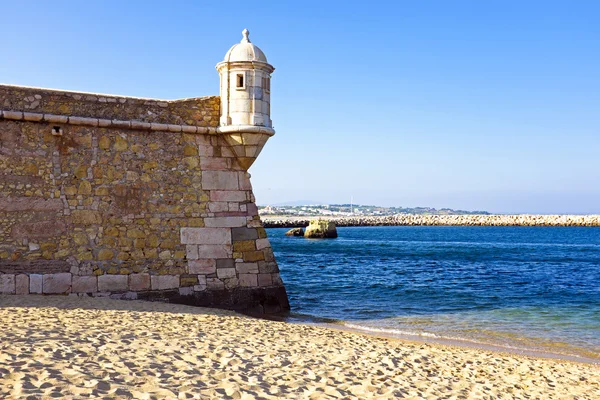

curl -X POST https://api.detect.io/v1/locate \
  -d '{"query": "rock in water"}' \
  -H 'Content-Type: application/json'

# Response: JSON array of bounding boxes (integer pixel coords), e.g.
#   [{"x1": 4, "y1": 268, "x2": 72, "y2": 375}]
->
[
  {"x1": 304, "y1": 220, "x2": 338, "y2": 238},
  {"x1": 285, "y1": 227, "x2": 305, "y2": 237}
]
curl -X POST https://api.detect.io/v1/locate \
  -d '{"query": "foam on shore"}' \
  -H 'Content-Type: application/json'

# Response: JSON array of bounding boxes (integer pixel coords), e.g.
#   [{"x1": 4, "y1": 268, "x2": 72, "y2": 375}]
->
[{"x1": 1, "y1": 296, "x2": 598, "y2": 398}]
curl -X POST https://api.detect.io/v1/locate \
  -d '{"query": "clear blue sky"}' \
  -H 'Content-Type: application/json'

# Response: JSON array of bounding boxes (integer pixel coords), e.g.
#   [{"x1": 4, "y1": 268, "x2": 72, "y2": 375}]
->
[{"x1": 2, "y1": 1, "x2": 599, "y2": 214}]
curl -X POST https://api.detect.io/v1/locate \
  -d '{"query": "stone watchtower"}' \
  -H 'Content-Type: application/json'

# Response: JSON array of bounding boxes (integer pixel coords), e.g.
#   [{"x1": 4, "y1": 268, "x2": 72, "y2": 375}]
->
[
  {"x1": 0, "y1": 30, "x2": 289, "y2": 313},
  {"x1": 217, "y1": 29, "x2": 275, "y2": 170}
]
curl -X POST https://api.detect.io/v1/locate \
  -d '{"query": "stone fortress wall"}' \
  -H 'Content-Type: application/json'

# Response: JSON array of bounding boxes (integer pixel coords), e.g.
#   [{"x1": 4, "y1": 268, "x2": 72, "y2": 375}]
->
[{"x1": 0, "y1": 31, "x2": 289, "y2": 312}]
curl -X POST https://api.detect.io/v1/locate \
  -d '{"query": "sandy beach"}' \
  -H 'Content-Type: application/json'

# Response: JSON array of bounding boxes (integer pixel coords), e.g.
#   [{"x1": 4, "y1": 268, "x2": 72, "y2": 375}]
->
[{"x1": 0, "y1": 296, "x2": 598, "y2": 399}]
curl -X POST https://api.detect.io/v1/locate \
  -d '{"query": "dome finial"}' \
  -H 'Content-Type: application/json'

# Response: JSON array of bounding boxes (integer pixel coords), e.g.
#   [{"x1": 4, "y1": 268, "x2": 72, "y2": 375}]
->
[{"x1": 242, "y1": 29, "x2": 250, "y2": 43}]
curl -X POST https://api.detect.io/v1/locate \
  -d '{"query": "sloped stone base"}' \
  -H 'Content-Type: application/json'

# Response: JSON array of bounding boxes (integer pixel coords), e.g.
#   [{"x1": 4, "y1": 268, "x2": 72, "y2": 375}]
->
[{"x1": 138, "y1": 286, "x2": 290, "y2": 314}]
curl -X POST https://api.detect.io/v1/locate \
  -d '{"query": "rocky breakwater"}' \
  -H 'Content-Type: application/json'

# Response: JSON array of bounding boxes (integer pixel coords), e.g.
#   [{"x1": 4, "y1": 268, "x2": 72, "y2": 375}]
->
[{"x1": 263, "y1": 215, "x2": 600, "y2": 228}]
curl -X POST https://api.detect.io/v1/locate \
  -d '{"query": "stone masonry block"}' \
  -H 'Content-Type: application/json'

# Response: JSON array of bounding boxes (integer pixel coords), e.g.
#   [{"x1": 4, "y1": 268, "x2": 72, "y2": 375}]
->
[
  {"x1": 209, "y1": 190, "x2": 247, "y2": 202},
  {"x1": 236, "y1": 262, "x2": 259, "y2": 274},
  {"x1": 43, "y1": 273, "x2": 72, "y2": 294},
  {"x1": 259, "y1": 261, "x2": 280, "y2": 274},
  {"x1": 179, "y1": 286, "x2": 194, "y2": 296},
  {"x1": 202, "y1": 171, "x2": 239, "y2": 190},
  {"x1": 151, "y1": 275, "x2": 180, "y2": 290},
  {"x1": 246, "y1": 203, "x2": 259, "y2": 217},
  {"x1": 233, "y1": 240, "x2": 256, "y2": 252},
  {"x1": 180, "y1": 227, "x2": 232, "y2": 245},
  {"x1": 231, "y1": 227, "x2": 258, "y2": 241},
  {"x1": 204, "y1": 217, "x2": 247, "y2": 228},
  {"x1": 243, "y1": 251, "x2": 265, "y2": 262},
  {"x1": 216, "y1": 259, "x2": 235, "y2": 269},
  {"x1": 198, "y1": 145, "x2": 214, "y2": 157},
  {"x1": 186, "y1": 245, "x2": 199, "y2": 260},
  {"x1": 72, "y1": 276, "x2": 98, "y2": 293},
  {"x1": 255, "y1": 238, "x2": 271, "y2": 250},
  {"x1": 238, "y1": 172, "x2": 252, "y2": 190},
  {"x1": 188, "y1": 259, "x2": 216, "y2": 274},
  {"x1": 194, "y1": 275, "x2": 208, "y2": 292},
  {"x1": 30, "y1": 274, "x2": 42, "y2": 294},
  {"x1": 208, "y1": 202, "x2": 230, "y2": 213},
  {"x1": 207, "y1": 278, "x2": 225, "y2": 290},
  {"x1": 216, "y1": 268, "x2": 236, "y2": 279},
  {"x1": 0, "y1": 274, "x2": 15, "y2": 294},
  {"x1": 239, "y1": 274, "x2": 258, "y2": 287},
  {"x1": 197, "y1": 245, "x2": 232, "y2": 259},
  {"x1": 272, "y1": 273, "x2": 284, "y2": 286},
  {"x1": 129, "y1": 274, "x2": 151, "y2": 291},
  {"x1": 15, "y1": 274, "x2": 29, "y2": 294},
  {"x1": 200, "y1": 157, "x2": 229, "y2": 170},
  {"x1": 98, "y1": 274, "x2": 128, "y2": 292},
  {"x1": 258, "y1": 273, "x2": 273, "y2": 287}
]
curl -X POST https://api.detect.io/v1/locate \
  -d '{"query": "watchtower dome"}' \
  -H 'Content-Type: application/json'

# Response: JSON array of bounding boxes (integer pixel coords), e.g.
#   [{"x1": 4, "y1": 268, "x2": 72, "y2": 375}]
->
[{"x1": 217, "y1": 29, "x2": 275, "y2": 170}]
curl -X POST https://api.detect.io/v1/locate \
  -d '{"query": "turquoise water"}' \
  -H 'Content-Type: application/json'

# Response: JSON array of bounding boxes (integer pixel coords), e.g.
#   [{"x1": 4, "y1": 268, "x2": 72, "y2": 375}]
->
[{"x1": 268, "y1": 226, "x2": 600, "y2": 361}]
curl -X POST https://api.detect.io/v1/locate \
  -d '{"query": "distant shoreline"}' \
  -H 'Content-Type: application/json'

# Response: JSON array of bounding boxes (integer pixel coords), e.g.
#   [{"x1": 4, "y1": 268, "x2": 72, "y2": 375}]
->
[{"x1": 262, "y1": 214, "x2": 600, "y2": 228}]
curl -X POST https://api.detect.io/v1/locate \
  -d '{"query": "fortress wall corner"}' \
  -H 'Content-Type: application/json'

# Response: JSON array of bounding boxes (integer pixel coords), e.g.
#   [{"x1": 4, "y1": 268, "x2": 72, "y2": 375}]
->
[{"x1": 0, "y1": 85, "x2": 288, "y2": 313}]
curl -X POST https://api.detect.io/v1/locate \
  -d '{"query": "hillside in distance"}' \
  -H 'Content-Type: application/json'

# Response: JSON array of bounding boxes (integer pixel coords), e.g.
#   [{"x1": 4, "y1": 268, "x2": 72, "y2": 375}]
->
[{"x1": 259, "y1": 204, "x2": 490, "y2": 217}]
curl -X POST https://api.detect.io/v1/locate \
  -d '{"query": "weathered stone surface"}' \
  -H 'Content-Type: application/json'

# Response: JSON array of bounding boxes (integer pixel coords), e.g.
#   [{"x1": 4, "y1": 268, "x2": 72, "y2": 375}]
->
[
  {"x1": 188, "y1": 259, "x2": 216, "y2": 274},
  {"x1": 185, "y1": 245, "x2": 199, "y2": 260},
  {"x1": 202, "y1": 171, "x2": 239, "y2": 190},
  {"x1": 304, "y1": 220, "x2": 338, "y2": 239},
  {"x1": 97, "y1": 249, "x2": 114, "y2": 261},
  {"x1": 151, "y1": 275, "x2": 180, "y2": 290},
  {"x1": 129, "y1": 274, "x2": 151, "y2": 291},
  {"x1": 0, "y1": 274, "x2": 16, "y2": 294},
  {"x1": 197, "y1": 245, "x2": 232, "y2": 259},
  {"x1": 239, "y1": 273, "x2": 258, "y2": 287},
  {"x1": 236, "y1": 262, "x2": 259, "y2": 274},
  {"x1": 210, "y1": 190, "x2": 247, "y2": 202},
  {"x1": 233, "y1": 240, "x2": 256, "y2": 252},
  {"x1": 15, "y1": 274, "x2": 29, "y2": 294},
  {"x1": 258, "y1": 273, "x2": 273, "y2": 287},
  {"x1": 72, "y1": 276, "x2": 98, "y2": 293},
  {"x1": 180, "y1": 227, "x2": 231, "y2": 245},
  {"x1": 43, "y1": 273, "x2": 71, "y2": 294},
  {"x1": 0, "y1": 197, "x2": 63, "y2": 212},
  {"x1": 216, "y1": 259, "x2": 235, "y2": 269},
  {"x1": 29, "y1": 274, "x2": 42, "y2": 294},
  {"x1": 204, "y1": 217, "x2": 248, "y2": 228},
  {"x1": 98, "y1": 275, "x2": 128, "y2": 292},
  {"x1": 11, "y1": 220, "x2": 67, "y2": 240},
  {"x1": 216, "y1": 268, "x2": 236, "y2": 279},
  {"x1": 0, "y1": 260, "x2": 71, "y2": 275},
  {"x1": 232, "y1": 227, "x2": 258, "y2": 241},
  {"x1": 71, "y1": 210, "x2": 102, "y2": 225},
  {"x1": 255, "y1": 238, "x2": 271, "y2": 250},
  {"x1": 179, "y1": 286, "x2": 194, "y2": 296}
]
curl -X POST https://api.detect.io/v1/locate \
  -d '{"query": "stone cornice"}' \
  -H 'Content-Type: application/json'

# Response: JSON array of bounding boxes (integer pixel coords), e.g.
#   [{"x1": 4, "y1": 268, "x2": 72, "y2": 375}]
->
[
  {"x1": 218, "y1": 125, "x2": 275, "y2": 136},
  {"x1": 0, "y1": 110, "x2": 277, "y2": 137},
  {"x1": 0, "y1": 110, "x2": 219, "y2": 134}
]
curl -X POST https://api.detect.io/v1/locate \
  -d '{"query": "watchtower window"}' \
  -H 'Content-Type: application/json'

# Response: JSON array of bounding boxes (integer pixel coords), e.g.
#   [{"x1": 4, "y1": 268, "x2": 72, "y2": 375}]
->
[
  {"x1": 263, "y1": 77, "x2": 271, "y2": 93},
  {"x1": 236, "y1": 73, "x2": 245, "y2": 89}
]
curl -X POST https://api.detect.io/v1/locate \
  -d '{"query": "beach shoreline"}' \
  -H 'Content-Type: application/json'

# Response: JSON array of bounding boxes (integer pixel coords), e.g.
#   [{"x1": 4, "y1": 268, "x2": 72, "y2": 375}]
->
[
  {"x1": 1, "y1": 296, "x2": 598, "y2": 399},
  {"x1": 245, "y1": 310, "x2": 600, "y2": 365}
]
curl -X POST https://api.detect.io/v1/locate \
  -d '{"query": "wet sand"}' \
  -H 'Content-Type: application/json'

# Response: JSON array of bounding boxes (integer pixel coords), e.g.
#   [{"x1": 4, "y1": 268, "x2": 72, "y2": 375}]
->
[{"x1": 1, "y1": 296, "x2": 598, "y2": 399}]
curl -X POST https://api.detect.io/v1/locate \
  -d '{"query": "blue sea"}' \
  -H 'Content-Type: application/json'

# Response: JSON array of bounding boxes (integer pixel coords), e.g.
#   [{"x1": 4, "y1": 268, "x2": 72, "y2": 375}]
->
[{"x1": 268, "y1": 226, "x2": 600, "y2": 362}]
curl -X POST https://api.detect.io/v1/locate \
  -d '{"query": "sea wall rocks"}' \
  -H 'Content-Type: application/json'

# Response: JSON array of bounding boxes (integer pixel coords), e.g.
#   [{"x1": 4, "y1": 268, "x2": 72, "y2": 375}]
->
[
  {"x1": 0, "y1": 84, "x2": 288, "y2": 313},
  {"x1": 263, "y1": 215, "x2": 600, "y2": 228}
]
